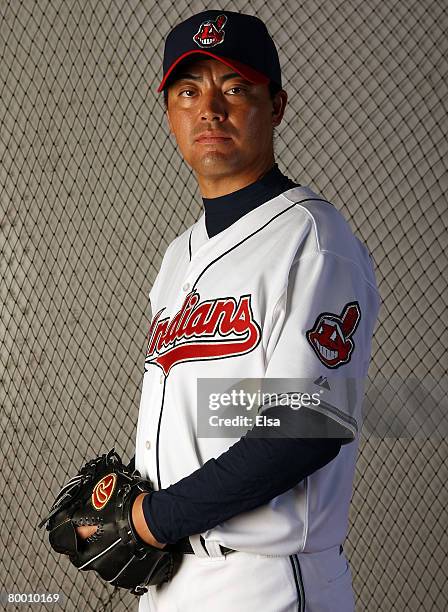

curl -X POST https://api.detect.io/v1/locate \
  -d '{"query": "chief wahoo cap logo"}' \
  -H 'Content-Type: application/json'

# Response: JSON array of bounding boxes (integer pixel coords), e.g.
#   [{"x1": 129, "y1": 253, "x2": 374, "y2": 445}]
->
[
  {"x1": 193, "y1": 14, "x2": 228, "y2": 48},
  {"x1": 92, "y1": 473, "x2": 117, "y2": 510}
]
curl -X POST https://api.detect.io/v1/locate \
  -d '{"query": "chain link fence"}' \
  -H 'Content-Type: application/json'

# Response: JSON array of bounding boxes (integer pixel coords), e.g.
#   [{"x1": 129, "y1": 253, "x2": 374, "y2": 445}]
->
[{"x1": 1, "y1": 0, "x2": 447, "y2": 610}]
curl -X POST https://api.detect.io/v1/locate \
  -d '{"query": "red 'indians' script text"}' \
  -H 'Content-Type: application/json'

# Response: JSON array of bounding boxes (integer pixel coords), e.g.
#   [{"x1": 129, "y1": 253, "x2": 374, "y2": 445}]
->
[{"x1": 145, "y1": 290, "x2": 261, "y2": 375}]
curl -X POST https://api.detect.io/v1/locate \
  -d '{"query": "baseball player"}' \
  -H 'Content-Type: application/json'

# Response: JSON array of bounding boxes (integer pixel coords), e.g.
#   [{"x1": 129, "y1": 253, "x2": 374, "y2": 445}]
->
[{"x1": 75, "y1": 10, "x2": 381, "y2": 611}]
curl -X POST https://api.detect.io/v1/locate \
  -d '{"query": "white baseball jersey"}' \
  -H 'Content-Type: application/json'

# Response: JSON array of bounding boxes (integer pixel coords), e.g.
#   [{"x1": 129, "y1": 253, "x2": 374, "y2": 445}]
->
[{"x1": 135, "y1": 184, "x2": 380, "y2": 557}]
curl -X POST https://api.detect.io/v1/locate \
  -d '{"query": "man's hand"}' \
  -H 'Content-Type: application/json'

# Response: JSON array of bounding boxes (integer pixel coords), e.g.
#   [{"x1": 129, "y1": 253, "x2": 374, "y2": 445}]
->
[
  {"x1": 75, "y1": 493, "x2": 166, "y2": 550},
  {"x1": 75, "y1": 525, "x2": 98, "y2": 539}
]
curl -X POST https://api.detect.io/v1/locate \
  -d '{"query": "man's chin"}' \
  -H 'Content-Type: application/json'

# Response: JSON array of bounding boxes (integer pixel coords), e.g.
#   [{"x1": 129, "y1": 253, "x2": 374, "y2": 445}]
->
[{"x1": 194, "y1": 152, "x2": 241, "y2": 175}]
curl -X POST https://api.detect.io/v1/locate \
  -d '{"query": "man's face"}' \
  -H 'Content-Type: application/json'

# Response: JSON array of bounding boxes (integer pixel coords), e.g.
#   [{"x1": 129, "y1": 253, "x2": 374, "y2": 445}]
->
[{"x1": 165, "y1": 57, "x2": 285, "y2": 181}]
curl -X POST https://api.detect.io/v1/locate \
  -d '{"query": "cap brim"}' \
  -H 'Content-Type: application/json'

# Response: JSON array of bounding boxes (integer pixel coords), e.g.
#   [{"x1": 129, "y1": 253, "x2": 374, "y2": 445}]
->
[{"x1": 157, "y1": 50, "x2": 269, "y2": 93}]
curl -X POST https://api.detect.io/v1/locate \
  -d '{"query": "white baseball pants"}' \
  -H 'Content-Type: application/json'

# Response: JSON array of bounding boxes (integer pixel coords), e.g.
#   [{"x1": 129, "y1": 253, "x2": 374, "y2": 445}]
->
[{"x1": 137, "y1": 542, "x2": 356, "y2": 611}]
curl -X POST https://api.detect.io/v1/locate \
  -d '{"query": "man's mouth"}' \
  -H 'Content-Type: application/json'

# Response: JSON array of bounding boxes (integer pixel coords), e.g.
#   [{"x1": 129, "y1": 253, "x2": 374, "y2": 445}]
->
[
  {"x1": 196, "y1": 134, "x2": 232, "y2": 144},
  {"x1": 197, "y1": 138, "x2": 231, "y2": 143}
]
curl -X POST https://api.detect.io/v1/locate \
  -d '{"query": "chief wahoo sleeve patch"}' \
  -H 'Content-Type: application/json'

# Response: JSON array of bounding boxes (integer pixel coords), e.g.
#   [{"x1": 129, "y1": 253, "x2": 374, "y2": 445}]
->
[{"x1": 306, "y1": 301, "x2": 361, "y2": 368}]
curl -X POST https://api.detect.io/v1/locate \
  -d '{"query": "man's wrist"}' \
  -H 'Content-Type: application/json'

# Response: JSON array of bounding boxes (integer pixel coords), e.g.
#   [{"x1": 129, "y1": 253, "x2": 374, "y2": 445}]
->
[{"x1": 131, "y1": 492, "x2": 166, "y2": 549}]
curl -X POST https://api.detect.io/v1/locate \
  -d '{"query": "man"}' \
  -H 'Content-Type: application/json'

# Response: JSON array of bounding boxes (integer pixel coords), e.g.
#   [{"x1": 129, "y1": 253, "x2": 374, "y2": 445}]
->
[{"x1": 77, "y1": 10, "x2": 380, "y2": 611}]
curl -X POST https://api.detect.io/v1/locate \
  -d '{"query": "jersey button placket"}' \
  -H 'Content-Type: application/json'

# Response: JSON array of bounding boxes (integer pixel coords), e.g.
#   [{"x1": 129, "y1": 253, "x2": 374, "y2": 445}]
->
[{"x1": 182, "y1": 282, "x2": 190, "y2": 292}]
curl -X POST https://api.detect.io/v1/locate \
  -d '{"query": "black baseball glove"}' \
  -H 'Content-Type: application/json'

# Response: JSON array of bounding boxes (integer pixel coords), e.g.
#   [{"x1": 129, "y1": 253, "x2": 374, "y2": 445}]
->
[{"x1": 38, "y1": 449, "x2": 174, "y2": 596}]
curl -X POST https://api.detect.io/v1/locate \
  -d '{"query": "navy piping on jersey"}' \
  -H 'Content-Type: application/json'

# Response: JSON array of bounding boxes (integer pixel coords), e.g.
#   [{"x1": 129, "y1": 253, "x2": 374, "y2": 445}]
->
[
  {"x1": 155, "y1": 376, "x2": 167, "y2": 490},
  {"x1": 191, "y1": 197, "x2": 329, "y2": 285},
  {"x1": 289, "y1": 554, "x2": 306, "y2": 611}
]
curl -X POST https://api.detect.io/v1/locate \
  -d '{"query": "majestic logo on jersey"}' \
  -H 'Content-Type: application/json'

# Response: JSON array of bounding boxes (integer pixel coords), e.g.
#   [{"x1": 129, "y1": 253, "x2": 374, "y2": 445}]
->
[
  {"x1": 145, "y1": 290, "x2": 261, "y2": 376},
  {"x1": 306, "y1": 301, "x2": 361, "y2": 368},
  {"x1": 193, "y1": 14, "x2": 227, "y2": 48},
  {"x1": 91, "y1": 473, "x2": 117, "y2": 511}
]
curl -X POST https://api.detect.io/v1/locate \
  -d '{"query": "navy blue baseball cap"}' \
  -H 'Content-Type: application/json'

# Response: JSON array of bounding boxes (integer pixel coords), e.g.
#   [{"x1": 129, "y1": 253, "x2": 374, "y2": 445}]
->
[{"x1": 157, "y1": 10, "x2": 282, "y2": 93}]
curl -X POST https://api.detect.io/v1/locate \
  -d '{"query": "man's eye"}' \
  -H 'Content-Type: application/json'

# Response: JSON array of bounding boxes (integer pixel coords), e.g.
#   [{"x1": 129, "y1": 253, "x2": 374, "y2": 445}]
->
[
  {"x1": 179, "y1": 89, "x2": 195, "y2": 97},
  {"x1": 227, "y1": 87, "x2": 245, "y2": 95}
]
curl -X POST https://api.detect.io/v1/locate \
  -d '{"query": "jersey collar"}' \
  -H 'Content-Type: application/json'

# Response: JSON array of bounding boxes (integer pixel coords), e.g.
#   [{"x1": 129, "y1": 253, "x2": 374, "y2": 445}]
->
[{"x1": 188, "y1": 185, "x2": 315, "y2": 265}]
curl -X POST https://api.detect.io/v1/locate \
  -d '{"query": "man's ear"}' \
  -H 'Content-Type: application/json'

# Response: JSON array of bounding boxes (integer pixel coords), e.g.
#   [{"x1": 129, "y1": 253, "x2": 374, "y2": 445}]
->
[{"x1": 272, "y1": 90, "x2": 288, "y2": 127}]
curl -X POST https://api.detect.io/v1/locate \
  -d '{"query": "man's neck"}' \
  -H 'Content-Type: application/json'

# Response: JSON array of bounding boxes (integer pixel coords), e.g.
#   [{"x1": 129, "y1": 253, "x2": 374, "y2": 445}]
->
[{"x1": 196, "y1": 158, "x2": 275, "y2": 198}]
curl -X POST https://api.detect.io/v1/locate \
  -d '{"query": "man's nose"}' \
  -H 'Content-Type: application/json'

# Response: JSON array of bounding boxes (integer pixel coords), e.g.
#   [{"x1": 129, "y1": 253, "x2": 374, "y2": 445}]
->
[{"x1": 199, "y1": 89, "x2": 228, "y2": 122}]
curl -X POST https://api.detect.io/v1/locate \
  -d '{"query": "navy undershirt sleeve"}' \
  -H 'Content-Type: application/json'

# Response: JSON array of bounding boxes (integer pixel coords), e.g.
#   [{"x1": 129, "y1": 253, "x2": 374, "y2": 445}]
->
[{"x1": 142, "y1": 417, "x2": 346, "y2": 544}]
